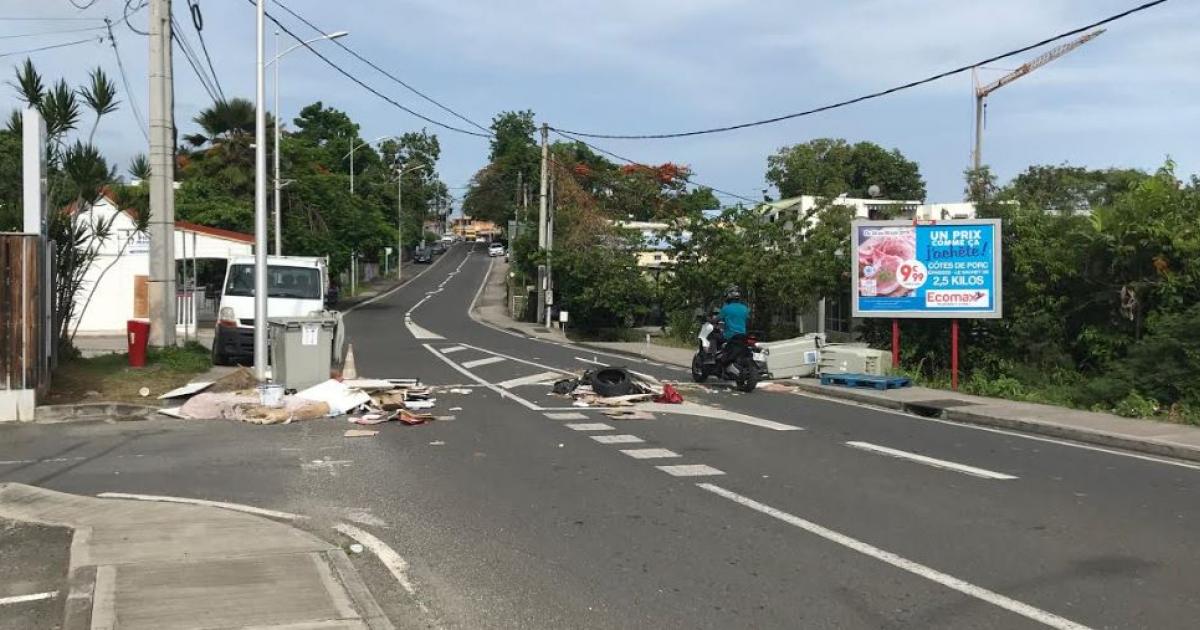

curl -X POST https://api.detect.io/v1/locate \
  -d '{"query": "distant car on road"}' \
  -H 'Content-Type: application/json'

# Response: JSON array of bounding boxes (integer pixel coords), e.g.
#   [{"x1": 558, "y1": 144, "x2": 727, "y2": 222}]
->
[
  {"x1": 430, "y1": 241, "x2": 447, "y2": 255},
  {"x1": 488, "y1": 242, "x2": 505, "y2": 257},
  {"x1": 413, "y1": 247, "x2": 433, "y2": 264}
]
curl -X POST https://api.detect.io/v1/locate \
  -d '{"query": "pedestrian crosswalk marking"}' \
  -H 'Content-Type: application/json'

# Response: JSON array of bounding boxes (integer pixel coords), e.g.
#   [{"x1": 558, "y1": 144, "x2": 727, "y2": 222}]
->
[
  {"x1": 462, "y1": 356, "x2": 506, "y2": 368},
  {"x1": 591, "y1": 435, "x2": 644, "y2": 445},
  {"x1": 620, "y1": 448, "x2": 679, "y2": 459},
  {"x1": 565, "y1": 423, "x2": 614, "y2": 431},
  {"x1": 656, "y1": 464, "x2": 725, "y2": 477},
  {"x1": 497, "y1": 371, "x2": 562, "y2": 389}
]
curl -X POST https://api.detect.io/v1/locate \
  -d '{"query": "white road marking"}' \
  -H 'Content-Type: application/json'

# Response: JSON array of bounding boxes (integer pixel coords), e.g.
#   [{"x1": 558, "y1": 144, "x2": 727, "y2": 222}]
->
[
  {"x1": 639, "y1": 402, "x2": 803, "y2": 432},
  {"x1": 404, "y1": 316, "x2": 444, "y2": 340},
  {"x1": 334, "y1": 522, "x2": 428, "y2": 615},
  {"x1": 0, "y1": 592, "x2": 56, "y2": 606},
  {"x1": 456, "y1": 343, "x2": 571, "y2": 375},
  {"x1": 544, "y1": 412, "x2": 588, "y2": 420},
  {"x1": 440, "y1": 345, "x2": 467, "y2": 354},
  {"x1": 846, "y1": 441, "x2": 1018, "y2": 480},
  {"x1": 591, "y1": 434, "x2": 644, "y2": 444},
  {"x1": 0, "y1": 457, "x2": 87, "y2": 466},
  {"x1": 424, "y1": 344, "x2": 542, "y2": 411},
  {"x1": 566, "y1": 423, "x2": 614, "y2": 431},
  {"x1": 620, "y1": 448, "x2": 680, "y2": 459},
  {"x1": 575, "y1": 356, "x2": 605, "y2": 366},
  {"x1": 462, "y1": 356, "x2": 506, "y2": 369},
  {"x1": 96, "y1": 492, "x2": 303, "y2": 520},
  {"x1": 498, "y1": 371, "x2": 562, "y2": 389},
  {"x1": 341, "y1": 241, "x2": 458, "y2": 314},
  {"x1": 657, "y1": 464, "x2": 725, "y2": 477},
  {"x1": 796, "y1": 390, "x2": 1200, "y2": 472},
  {"x1": 698, "y1": 483, "x2": 1091, "y2": 630}
]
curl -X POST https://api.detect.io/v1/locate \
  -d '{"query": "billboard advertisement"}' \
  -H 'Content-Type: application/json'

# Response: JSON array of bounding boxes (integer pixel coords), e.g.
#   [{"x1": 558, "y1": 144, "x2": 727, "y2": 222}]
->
[{"x1": 851, "y1": 219, "x2": 1002, "y2": 319}]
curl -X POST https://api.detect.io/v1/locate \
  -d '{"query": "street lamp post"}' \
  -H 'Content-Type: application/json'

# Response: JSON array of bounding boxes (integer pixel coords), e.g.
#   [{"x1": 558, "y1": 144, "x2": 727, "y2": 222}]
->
[
  {"x1": 346, "y1": 135, "x2": 396, "y2": 194},
  {"x1": 396, "y1": 162, "x2": 428, "y2": 282},
  {"x1": 268, "y1": 29, "x2": 348, "y2": 256}
]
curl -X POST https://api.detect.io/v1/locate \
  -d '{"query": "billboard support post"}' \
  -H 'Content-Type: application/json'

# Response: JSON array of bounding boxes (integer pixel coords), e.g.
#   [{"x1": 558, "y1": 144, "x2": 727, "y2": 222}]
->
[
  {"x1": 951, "y1": 319, "x2": 960, "y2": 391},
  {"x1": 891, "y1": 318, "x2": 900, "y2": 368}
]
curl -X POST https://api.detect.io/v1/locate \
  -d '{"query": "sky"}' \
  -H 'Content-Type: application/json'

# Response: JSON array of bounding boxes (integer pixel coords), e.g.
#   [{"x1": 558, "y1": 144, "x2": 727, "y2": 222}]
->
[{"x1": 2, "y1": 0, "x2": 1197, "y2": 207}]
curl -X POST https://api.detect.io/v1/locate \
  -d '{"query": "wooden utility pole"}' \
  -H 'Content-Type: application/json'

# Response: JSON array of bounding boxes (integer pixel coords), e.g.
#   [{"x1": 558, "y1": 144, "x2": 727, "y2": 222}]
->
[
  {"x1": 537, "y1": 124, "x2": 549, "y2": 323},
  {"x1": 148, "y1": 0, "x2": 176, "y2": 347}
]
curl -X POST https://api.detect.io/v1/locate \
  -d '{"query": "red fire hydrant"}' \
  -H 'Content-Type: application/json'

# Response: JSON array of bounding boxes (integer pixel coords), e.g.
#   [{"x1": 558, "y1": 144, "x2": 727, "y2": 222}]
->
[{"x1": 127, "y1": 319, "x2": 151, "y2": 367}]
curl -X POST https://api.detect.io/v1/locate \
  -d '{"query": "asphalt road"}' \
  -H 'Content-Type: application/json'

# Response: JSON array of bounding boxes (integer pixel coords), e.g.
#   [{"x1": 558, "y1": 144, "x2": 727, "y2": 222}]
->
[{"x1": 3, "y1": 241, "x2": 1198, "y2": 629}]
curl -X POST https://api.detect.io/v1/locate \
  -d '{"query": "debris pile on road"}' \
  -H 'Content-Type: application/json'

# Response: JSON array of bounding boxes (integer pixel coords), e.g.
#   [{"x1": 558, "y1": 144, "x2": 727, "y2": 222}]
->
[{"x1": 551, "y1": 367, "x2": 679, "y2": 407}]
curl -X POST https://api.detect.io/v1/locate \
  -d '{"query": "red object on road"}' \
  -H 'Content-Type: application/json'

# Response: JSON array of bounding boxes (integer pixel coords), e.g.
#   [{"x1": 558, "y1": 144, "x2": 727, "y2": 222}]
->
[
  {"x1": 654, "y1": 383, "x2": 684, "y2": 404},
  {"x1": 127, "y1": 319, "x2": 150, "y2": 367}
]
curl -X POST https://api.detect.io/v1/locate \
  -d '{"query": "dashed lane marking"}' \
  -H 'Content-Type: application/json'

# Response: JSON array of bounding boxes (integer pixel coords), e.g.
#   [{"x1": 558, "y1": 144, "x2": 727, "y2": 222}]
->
[
  {"x1": 591, "y1": 434, "x2": 644, "y2": 445},
  {"x1": 0, "y1": 592, "x2": 57, "y2": 606},
  {"x1": 497, "y1": 371, "x2": 562, "y2": 389},
  {"x1": 620, "y1": 448, "x2": 680, "y2": 459},
  {"x1": 440, "y1": 345, "x2": 467, "y2": 354},
  {"x1": 656, "y1": 464, "x2": 725, "y2": 477},
  {"x1": 566, "y1": 423, "x2": 614, "y2": 431},
  {"x1": 698, "y1": 483, "x2": 1091, "y2": 630},
  {"x1": 845, "y1": 441, "x2": 1018, "y2": 480},
  {"x1": 462, "y1": 356, "x2": 506, "y2": 369},
  {"x1": 544, "y1": 412, "x2": 588, "y2": 420}
]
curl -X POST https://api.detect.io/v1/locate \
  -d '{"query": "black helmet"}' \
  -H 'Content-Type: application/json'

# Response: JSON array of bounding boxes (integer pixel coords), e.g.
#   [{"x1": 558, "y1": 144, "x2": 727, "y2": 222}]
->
[{"x1": 725, "y1": 285, "x2": 742, "y2": 301}]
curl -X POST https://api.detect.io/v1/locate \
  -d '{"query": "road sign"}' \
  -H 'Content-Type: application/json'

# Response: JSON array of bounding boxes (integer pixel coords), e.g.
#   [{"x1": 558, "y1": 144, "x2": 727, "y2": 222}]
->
[{"x1": 851, "y1": 219, "x2": 1002, "y2": 319}]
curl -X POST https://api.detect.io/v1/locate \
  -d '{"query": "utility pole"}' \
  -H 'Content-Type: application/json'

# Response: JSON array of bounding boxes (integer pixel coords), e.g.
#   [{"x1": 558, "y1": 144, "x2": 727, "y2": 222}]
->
[
  {"x1": 148, "y1": 0, "x2": 176, "y2": 347},
  {"x1": 253, "y1": 0, "x2": 268, "y2": 379},
  {"x1": 537, "y1": 124, "x2": 549, "y2": 323},
  {"x1": 273, "y1": 29, "x2": 281, "y2": 256},
  {"x1": 397, "y1": 170, "x2": 403, "y2": 283},
  {"x1": 545, "y1": 163, "x2": 555, "y2": 328}
]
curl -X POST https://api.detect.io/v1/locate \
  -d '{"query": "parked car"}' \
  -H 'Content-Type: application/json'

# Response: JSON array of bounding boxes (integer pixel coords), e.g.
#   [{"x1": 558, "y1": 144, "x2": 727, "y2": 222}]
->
[
  {"x1": 488, "y1": 242, "x2": 505, "y2": 257},
  {"x1": 430, "y1": 241, "x2": 447, "y2": 255},
  {"x1": 414, "y1": 247, "x2": 433, "y2": 264}
]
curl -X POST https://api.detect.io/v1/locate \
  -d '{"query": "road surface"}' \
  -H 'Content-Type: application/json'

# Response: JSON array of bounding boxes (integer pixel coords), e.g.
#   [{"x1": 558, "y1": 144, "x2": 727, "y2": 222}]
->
[{"x1": 3, "y1": 242, "x2": 1198, "y2": 629}]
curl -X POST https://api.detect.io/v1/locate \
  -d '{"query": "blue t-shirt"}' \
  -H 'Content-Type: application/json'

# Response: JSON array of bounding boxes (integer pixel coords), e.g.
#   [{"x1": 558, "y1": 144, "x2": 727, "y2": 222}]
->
[{"x1": 719, "y1": 301, "x2": 750, "y2": 336}]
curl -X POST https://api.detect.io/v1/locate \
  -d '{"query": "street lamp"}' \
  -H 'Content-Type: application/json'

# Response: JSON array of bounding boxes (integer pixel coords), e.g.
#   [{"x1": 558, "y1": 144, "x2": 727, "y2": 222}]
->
[
  {"x1": 345, "y1": 135, "x2": 398, "y2": 194},
  {"x1": 268, "y1": 29, "x2": 348, "y2": 256},
  {"x1": 396, "y1": 162, "x2": 428, "y2": 282}
]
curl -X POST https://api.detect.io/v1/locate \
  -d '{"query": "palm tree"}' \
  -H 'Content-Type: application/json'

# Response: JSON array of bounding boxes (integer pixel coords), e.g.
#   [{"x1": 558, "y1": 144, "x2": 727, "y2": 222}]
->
[{"x1": 186, "y1": 98, "x2": 255, "y2": 149}]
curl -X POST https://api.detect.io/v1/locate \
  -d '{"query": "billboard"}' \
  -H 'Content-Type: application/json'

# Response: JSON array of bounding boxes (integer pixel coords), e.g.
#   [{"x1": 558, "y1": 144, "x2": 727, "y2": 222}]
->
[{"x1": 851, "y1": 219, "x2": 1002, "y2": 319}]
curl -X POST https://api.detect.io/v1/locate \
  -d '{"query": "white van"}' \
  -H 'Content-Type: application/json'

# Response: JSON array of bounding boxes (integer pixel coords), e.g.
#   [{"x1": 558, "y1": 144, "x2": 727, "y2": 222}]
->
[{"x1": 212, "y1": 256, "x2": 329, "y2": 365}]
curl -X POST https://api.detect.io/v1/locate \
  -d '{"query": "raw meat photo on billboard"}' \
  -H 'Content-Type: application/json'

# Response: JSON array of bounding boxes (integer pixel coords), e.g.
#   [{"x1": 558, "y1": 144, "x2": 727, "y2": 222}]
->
[{"x1": 857, "y1": 226, "x2": 917, "y2": 299}]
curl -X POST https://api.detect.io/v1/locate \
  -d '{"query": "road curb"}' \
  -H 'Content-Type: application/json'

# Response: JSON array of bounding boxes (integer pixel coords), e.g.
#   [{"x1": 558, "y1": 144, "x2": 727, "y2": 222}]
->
[
  {"x1": 33, "y1": 402, "x2": 159, "y2": 424},
  {"x1": 789, "y1": 381, "x2": 1200, "y2": 464}
]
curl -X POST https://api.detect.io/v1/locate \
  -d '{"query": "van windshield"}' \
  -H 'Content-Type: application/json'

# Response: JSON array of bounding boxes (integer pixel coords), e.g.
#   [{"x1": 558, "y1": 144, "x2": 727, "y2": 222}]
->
[{"x1": 224, "y1": 264, "x2": 321, "y2": 299}]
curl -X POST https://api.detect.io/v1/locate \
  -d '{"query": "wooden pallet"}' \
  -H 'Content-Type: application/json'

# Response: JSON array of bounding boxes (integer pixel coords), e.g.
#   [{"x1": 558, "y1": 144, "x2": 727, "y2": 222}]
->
[{"x1": 819, "y1": 372, "x2": 911, "y2": 390}]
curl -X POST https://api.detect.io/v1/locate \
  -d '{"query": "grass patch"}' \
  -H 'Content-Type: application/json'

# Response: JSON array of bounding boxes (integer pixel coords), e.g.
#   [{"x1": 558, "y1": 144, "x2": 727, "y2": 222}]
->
[{"x1": 44, "y1": 342, "x2": 212, "y2": 405}]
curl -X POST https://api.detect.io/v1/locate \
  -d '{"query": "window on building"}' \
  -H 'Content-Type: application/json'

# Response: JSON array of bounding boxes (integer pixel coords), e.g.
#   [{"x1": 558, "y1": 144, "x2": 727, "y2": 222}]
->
[{"x1": 825, "y1": 291, "x2": 852, "y2": 334}]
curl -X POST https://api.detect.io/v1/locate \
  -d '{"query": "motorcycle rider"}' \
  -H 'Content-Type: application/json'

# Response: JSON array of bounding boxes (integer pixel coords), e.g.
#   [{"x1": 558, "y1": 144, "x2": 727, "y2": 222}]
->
[{"x1": 717, "y1": 286, "x2": 750, "y2": 361}]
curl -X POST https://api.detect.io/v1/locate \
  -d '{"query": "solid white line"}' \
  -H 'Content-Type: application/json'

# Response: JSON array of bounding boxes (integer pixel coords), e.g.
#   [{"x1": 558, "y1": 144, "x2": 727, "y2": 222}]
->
[
  {"x1": 440, "y1": 345, "x2": 467, "y2": 354},
  {"x1": 845, "y1": 441, "x2": 1018, "y2": 480},
  {"x1": 404, "y1": 316, "x2": 444, "y2": 340},
  {"x1": 544, "y1": 412, "x2": 588, "y2": 420},
  {"x1": 341, "y1": 242, "x2": 456, "y2": 314},
  {"x1": 0, "y1": 592, "x2": 56, "y2": 606},
  {"x1": 566, "y1": 423, "x2": 614, "y2": 431},
  {"x1": 591, "y1": 434, "x2": 644, "y2": 444},
  {"x1": 657, "y1": 464, "x2": 724, "y2": 477},
  {"x1": 575, "y1": 356, "x2": 604, "y2": 366},
  {"x1": 796, "y1": 390, "x2": 1200, "y2": 472},
  {"x1": 333, "y1": 522, "x2": 416, "y2": 596},
  {"x1": 456, "y1": 343, "x2": 572, "y2": 375},
  {"x1": 620, "y1": 448, "x2": 680, "y2": 459},
  {"x1": 639, "y1": 402, "x2": 803, "y2": 432},
  {"x1": 462, "y1": 356, "x2": 506, "y2": 369},
  {"x1": 96, "y1": 492, "x2": 303, "y2": 520},
  {"x1": 498, "y1": 371, "x2": 562, "y2": 389},
  {"x1": 698, "y1": 483, "x2": 1091, "y2": 630},
  {"x1": 423, "y1": 344, "x2": 542, "y2": 411}
]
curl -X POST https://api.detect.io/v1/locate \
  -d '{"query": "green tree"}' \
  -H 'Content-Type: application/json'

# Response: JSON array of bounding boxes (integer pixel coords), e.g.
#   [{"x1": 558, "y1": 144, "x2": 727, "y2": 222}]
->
[
  {"x1": 463, "y1": 110, "x2": 538, "y2": 223},
  {"x1": 766, "y1": 138, "x2": 926, "y2": 200},
  {"x1": 1001, "y1": 164, "x2": 1148, "y2": 215}
]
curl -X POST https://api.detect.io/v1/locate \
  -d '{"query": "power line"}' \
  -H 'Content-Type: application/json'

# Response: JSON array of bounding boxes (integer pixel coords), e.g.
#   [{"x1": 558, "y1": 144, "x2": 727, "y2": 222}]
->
[
  {"x1": 554, "y1": 0, "x2": 1171, "y2": 140},
  {"x1": 105, "y1": 17, "x2": 150, "y2": 143},
  {"x1": 552, "y1": 129, "x2": 761, "y2": 205},
  {"x1": 0, "y1": 36, "x2": 104, "y2": 58},
  {"x1": 243, "y1": 0, "x2": 490, "y2": 139},
  {"x1": 270, "y1": 0, "x2": 493, "y2": 135},
  {"x1": 0, "y1": 16, "x2": 106, "y2": 22},
  {"x1": 123, "y1": 0, "x2": 148, "y2": 36},
  {"x1": 186, "y1": 0, "x2": 225, "y2": 101},
  {"x1": 171, "y1": 21, "x2": 220, "y2": 103},
  {"x1": 0, "y1": 25, "x2": 107, "y2": 39}
]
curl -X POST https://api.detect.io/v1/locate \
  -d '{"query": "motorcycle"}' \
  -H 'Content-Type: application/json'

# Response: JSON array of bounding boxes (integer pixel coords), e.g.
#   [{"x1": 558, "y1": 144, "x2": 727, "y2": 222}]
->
[{"x1": 691, "y1": 321, "x2": 768, "y2": 393}]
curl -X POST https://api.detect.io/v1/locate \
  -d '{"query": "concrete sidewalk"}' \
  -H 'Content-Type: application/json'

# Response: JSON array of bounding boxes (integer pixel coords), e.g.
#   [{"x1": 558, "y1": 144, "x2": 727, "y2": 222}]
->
[
  {"x1": 0, "y1": 483, "x2": 393, "y2": 630},
  {"x1": 470, "y1": 257, "x2": 1200, "y2": 463}
]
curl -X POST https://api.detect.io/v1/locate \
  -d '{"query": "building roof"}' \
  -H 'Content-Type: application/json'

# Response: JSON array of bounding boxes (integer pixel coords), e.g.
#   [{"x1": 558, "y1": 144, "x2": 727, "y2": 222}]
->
[{"x1": 175, "y1": 220, "x2": 255, "y2": 244}]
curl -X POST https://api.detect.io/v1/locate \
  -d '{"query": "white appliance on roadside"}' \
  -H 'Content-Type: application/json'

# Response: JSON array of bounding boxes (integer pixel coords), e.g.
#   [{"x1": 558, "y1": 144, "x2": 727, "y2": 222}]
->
[
  {"x1": 818, "y1": 345, "x2": 891, "y2": 376},
  {"x1": 759, "y1": 333, "x2": 825, "y2": 379}
]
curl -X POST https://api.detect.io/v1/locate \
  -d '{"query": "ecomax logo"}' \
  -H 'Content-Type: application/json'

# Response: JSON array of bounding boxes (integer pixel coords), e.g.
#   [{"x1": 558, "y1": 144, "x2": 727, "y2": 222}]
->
[{"x1": 925, "y1": 290, "x2": 989, "y2": 308}]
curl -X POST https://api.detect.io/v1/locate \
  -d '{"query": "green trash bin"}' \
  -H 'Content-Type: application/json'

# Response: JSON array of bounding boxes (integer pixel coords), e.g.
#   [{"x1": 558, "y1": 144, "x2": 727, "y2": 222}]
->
[{"x1": 268, "y1": 316, "x2": 337, "y2": 390}]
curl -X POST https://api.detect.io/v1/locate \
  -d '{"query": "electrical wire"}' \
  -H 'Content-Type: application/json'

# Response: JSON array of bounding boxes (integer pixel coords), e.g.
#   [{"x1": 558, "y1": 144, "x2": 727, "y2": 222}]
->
[
  {"x1": 0, "y1": 16, "x2": 105, "y2": 22},
  {"x1": 123, "y1": 0, "x2": 148, "y2": 36},
  {"x1": 552, "y1": 129, "x2": 761, "y2": 205},
  {"x1": 0, "y1": 25, "x2": 107, "y2": 39},
  {"x1": 271, "y1": 0, "x2": 492, "y2": 135},
  {"x1": 0, "y1": 36, "x2": 104, "y2": 58},
  {"x1": 105, "y1": 17, "x2": 150, "y2": 143},
  {"x1": 244, "y1": 0, "x2": 489, "y2": 139},
  {"x1": 554, "y1": 0, "x2": 1171, "y2": 139},
  {"x1": 171, "y1": 19, "x2": 220, "y2": 103},
  {"x1": 68, "y1": 0, "x2": 104, "y2": 9},
  {"x1": 187, "y1": 0, "x2": 225, "y2": 101}
]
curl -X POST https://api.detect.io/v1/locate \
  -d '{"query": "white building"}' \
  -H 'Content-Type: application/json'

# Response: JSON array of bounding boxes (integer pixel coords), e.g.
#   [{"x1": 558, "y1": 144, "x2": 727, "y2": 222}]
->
[
  {"x1": 71, "y1": 194, "x2": 254, "y2": 335},
  {"x1": 759, "y1": 194, "x2": 977, "y2": 227}
]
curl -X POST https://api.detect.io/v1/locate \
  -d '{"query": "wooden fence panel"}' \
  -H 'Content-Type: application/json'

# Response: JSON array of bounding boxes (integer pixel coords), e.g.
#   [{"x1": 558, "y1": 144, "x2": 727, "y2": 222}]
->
[{"x1": 1, "y1": 234, "x2": 45, "y2": 394}]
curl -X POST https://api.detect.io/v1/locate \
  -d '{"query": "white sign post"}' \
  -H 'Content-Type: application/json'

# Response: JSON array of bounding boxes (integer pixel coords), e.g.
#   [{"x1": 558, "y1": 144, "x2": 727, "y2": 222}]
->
[{"x1": 22, "y1": 108, "x2": 46, "y2": 235}]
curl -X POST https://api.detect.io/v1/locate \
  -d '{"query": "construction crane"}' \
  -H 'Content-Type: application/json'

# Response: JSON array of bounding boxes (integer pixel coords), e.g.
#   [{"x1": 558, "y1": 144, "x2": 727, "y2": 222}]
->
[{"x1": 973, "y1": 29, "x2": 1105, "y2": 170}]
